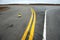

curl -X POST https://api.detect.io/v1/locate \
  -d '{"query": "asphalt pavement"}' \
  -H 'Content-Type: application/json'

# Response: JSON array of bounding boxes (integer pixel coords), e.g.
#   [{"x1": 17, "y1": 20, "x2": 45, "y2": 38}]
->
[
  {"x1": 0, "y1": 6, "x2": 45, "y2": 40},
  {"x1": 46, "y1": 8, "x2": 60, "y2": 40}
]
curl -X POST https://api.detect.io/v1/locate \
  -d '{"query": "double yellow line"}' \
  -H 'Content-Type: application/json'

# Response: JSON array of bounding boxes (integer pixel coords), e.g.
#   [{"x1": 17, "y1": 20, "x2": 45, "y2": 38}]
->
[{"x1": 21, "y1": 8, "x2": 36, "y2": 40}]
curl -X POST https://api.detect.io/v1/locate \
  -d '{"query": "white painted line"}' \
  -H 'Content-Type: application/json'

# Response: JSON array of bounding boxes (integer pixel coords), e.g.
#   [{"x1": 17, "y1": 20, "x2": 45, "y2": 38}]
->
[{"x1": 42, "y1": 10, "x2": 46, "y2": 40}]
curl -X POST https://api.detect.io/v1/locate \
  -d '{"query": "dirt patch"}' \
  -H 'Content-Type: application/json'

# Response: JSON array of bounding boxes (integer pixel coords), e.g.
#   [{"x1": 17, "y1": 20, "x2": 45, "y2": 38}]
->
[{"x1": 0, "y1": 7, "x2": 9, "y2": 12}]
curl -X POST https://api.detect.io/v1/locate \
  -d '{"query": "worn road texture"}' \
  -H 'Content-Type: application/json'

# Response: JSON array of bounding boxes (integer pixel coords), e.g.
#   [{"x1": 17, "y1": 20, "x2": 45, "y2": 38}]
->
[{"x1": 0, "y1": 6, "x2": 45, "y2": 40}]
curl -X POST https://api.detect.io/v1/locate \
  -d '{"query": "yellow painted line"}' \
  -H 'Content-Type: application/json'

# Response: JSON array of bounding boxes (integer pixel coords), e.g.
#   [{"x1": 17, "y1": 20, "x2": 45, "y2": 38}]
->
[
  {"x1": 21, "y1": 10, "x2": 33, "y2": 40},
  {"x1": 28, "y1": 8, "x2": 36, "y2": 40}
]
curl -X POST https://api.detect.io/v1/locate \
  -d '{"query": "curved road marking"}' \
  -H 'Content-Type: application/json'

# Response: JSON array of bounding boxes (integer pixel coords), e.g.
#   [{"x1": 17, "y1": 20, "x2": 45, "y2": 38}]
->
[
  {"x1": 28, "y1": 8, "x2": 36, "y2": 40},
  {"x1": 21, "y1": 8, "x2": 36, "y2": 40},
  {"x1": 21, "y1": 9, "x2": 33, "y2": 40}
]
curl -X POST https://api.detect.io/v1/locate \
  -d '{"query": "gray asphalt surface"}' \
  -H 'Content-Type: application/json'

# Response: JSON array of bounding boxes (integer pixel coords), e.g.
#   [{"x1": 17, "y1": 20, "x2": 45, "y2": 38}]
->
[
  {"x1": 0, "y1": 6, "x2": 45, "y2": 40},
  {"x1": 46, "y1": 8, "x2": 60, "y2": 40}
]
